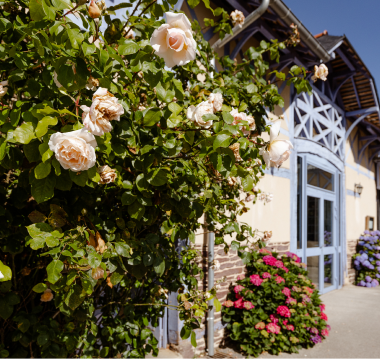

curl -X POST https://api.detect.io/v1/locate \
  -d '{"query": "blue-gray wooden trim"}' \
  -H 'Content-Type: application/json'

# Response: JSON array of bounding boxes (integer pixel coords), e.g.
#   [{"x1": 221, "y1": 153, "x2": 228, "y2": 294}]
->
[
  {"x1": 344, "y1": 111, "x2": 378, "y2": 141},
  {"x1": 346, "y1": 106, "x2": 378, "y2": 118},
  {"x1": 346, "y1": 189, "x2": 360, "y2": 198},
  {"x1": 351, "y1": 77, "x2": 361, "y2": 109},
  {"x1": 263, "y1": 167, "x2": 291, "y2": 179},
  {"x1": 332, "y1": 73, "x2": 355, "y2": 102},
  {"x1": 358, "y1": 138, "x2": 377, "y2": 163},
  {"x1": 174, "y1": 0, "x2": 184, "y2": 10},
  {"x1": 230, "y1": 27, "x2": 260, "y2": 60}
]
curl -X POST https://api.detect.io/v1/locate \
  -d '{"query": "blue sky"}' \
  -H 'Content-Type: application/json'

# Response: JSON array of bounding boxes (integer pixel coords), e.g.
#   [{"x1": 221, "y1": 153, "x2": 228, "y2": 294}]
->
[{"x1": 284, "y1": 0, "x2": 380, "y2": 93}]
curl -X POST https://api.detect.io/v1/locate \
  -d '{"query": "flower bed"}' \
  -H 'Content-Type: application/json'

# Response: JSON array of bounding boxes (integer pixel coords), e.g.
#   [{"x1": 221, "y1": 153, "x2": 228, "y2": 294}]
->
[
  {"x1": 222, "y1": 250, "x2": 329, "y2": 357},
  {"x1": 353, "y1": 230, "x2": 380, "y2": 288}
]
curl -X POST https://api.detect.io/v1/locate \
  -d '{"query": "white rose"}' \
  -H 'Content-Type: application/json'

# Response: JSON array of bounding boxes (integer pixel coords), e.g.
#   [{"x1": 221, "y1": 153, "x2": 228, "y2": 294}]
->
[
  {"x1": 245, "y1": 194, "x2": 255, "y2": 202},
  {"x1": 230, "y1": 108, "x2": 255, "y2": 135},
  {"x1": 187, "y1": 101, "x2": 214, "y2": 128},
  {"x1": 49, "y1": 128, "x2": 97, "y2": 172},
  {"x1": 208, "y1": 92, "x2": 223, "y2": 112},
  {"x1": 0, "y1": 80, "x2": 8, "y2": 97},
  {"x1": 98, "y1": 165, "x2": 117, "y2": 184},
  {"x1": 230, "y1": 10, "x2": 245, "y2": 28},
  {"x1": 85, "y1": 76, "x2": 99, "y2": 91},
  {"x1": 150, "y1": 12, "x2": 197, "y2": 68},
  {"x1": 81, "y1": 87, "x2": 124, "y2": 136},
  {"x1": 311, "y1": 64, "x2": 328, "y2": 82},
  {"x1": 259, "y1": 120, "x2": 293, "y2": 168}
]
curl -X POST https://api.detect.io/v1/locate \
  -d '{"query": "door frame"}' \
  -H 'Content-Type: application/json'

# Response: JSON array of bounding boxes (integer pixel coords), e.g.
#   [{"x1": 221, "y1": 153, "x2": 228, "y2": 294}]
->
[{"x1": 294, "y1": 153, "x2": 343, "y2": 294}]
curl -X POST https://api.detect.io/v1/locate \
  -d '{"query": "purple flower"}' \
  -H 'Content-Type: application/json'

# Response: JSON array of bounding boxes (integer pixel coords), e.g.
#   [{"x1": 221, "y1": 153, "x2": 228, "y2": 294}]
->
[
  {"x1": 372, "y1": 279, "x2": 379, "y2": 287},
  {"x1": 377, "y1": 267, "x2": 380, "y2": 272},
  {"x1": 365, "y1": 276, "x2": 372, "y2": 283},
  {"x1": 376, "y1": 261, "x2": 380, "y2": 266},
  {"x1": 375, "y1": 254, "x2": 380, "y2": 260},
  {"x1": 366, "y1": 283, "x2": 372, "y2": 288},
  {"x1": 354, "y1": 260, "x2": 360, "y2": 266},
  {"x1": 362, "y1": 253, "x2": 368, "y2": 260},
  {"x1": 363, "y1": 260, "x2": 371, "y2": 268},
  {"x1": 358, "y1": 280, "x2": 366, "y2": 286},
  {"x1": 310, "y1": 335, "x2": 322, "y2": 344},
  {"x1": 369, "y1": 265, "x2": 375, "y2": 270},
  {"x1": 376, "y1": 274, "x2": 380, "y2": 279}
]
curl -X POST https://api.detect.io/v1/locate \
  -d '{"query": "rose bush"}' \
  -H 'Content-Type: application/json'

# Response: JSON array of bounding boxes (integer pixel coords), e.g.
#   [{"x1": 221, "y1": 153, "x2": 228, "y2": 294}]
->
[
  {"x1": 0, "y1": 0, "x2": 313, "y2": 357},
  {"x1": 353, "y1": 230, "x2": 380, "y2": 287},
  {"x1": 222, "y1": 250, "x2": 329, "y2": 357}
]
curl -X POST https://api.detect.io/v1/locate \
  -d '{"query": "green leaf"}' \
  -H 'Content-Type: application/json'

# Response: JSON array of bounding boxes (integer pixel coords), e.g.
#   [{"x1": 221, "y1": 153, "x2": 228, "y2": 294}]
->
[
  {"x1": 128, "y1": 201, "x2": 145, "y2": 220},
  {"x1": 27, "y1": 223, "x2": 53, "y2": 238},
  {"x1": 35, "y1": 116, "x2": 58, "y2": 138},
  {"x1": 34, "y1": 161, "x2": 51, "y2": 179},
  {"x1": 168, "y1": 103, "x2": 182, "y2": 115},
  {"x1": 23, "y1": 141, "x2": 41, "y2": 163},
  {"x1": 222, "y1": 111, "x2": 234, "y2": 124},
  {"x1": 82, "y1": 42, "x2": 96, "y2": 56},
  {"x1": 118, "y1": 40, "x2": 139, "y2": 55},
  {"x1": 18, "y1": 318, "x2": 30, "y2": 333},
  {"x1": 146, "y1": 169, "x2": 167, "y2": 186},
  {"x1": 115, "y1": 242, "x2": 130, "y2": 257},
  {"x1": 32, "y1": 283, "x2": 48, "y2": 293},
  {"x1": 31, "y1": 173, "x2": 56, "y2": 203},
  {"x1": 67, "y1": 28, "x2": 84, "y2": 49},
  {"x1": 213, "y1": 133, "x2": 231, "y2": 150},
  {"x1": 46, "y1": 260, "x2": 64, "y2": 284},
  {"x1": 153, "y1": 256, "x2": 165, "y2": 276},
  {"x1": 13, "y1": 123, "x2": 35, "y2": 144},
  {"x1": 190, "y1": 331, "x2": 197, "y2": 347},
  {"x1": 88, "y1": 252, "x2": 101, "y2": 268},
  {"x1": 0, "y1": 261, "x2": 12, "y2": 282},
  {"x1": 69, "y1": 170, "x2": 88, "y2": 187},
  {"x1": 29, "y1": 0, "x2": 46, "y2": 21},
  {"x1": 241, "y1": 175, "x2": 253, "y2": 192},
  {"x1": 214, "y1": 297, "x2": 222, "y2": 312},
  {"x1": 0, "y1": 138, "x2": 6, "y2": 161},
  {"x1": 121, "y1": 192, "x2": 137, "y2": 206},
  {"x1": 246, "y1": 83, "x2": 258, "y2": 94},
  {"x1": 143, "y1": 108, "x2": 162, "y2": 127},
  {"x1": 0, "y1": 18, "x2": 12, "y2": 33}
]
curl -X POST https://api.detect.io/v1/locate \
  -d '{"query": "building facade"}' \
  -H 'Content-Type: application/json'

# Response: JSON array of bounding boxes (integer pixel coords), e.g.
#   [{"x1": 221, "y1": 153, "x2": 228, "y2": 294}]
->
[{"x1": 159, "y1": 0, "x2": 380, "y2": 354}]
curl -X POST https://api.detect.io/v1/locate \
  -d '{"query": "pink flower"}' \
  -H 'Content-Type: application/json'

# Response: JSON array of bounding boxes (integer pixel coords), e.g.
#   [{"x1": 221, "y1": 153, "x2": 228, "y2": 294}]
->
[
  {"x1": 310, "y1": 327, "x2": 319, "y2": 335},
  {"x1": 282, "y1": 320, "x2": 288, "y2": 326},
  {"x1": 269, "y1": 314, "x2": 279, "y2": 324},
  {"x1": 250, "y1": 274, "x2": 263, "y2": 286},
  {"x1": 292, "y1": 286, "x2": 301, "y2": 292},
  {"x1": 243, "y1": 301, "x2": 254, "y2": 310},
  {"x1": 262, "y1": 272, "x2": 271, "y2": 279},
  {"x1": 303, "y1": 286, "x2": 313, "y2": 295},
  {"x1": 275, "y1": 260, "x2": 284, "y2": 268},
  {"x1": 255, "y1": 322, "x2": 266, "y2": 330},
  {"x1": 320, "y1": 312, "x2": 328, "y2": 321},
  {"x1": 283, "y1": 267, "x2": 289, "y2": 273},
  {"x1": 237, "y1": 275, "x2": 243, "y2": 280},
  {"x1": 234, "y1": 298, "x2": 244, "y2": 309},
  {"x1": 223, "y1": 300, "x2": 234, "y2": 308},
  {"x1": 259, "y1": 248, "x2": 272, "y2": 254},
  {"x1": 277, "y1": 306, "x2": 291, "y2": 318},
  {"x1": 286, "y1": 297, "x2": 297, "y2": 306},
  {"x1": 275, "y1": 276, "x2": 285, "y2": 284},
  {"x1": 320, "y1": 304, "x2": 326, "y2": 312},
  {"x1": 235, "y1": 293, "x2": 242, "y2": 300},
  {"x1": 263, "y1": 256, "x2": 277, "y2": 266},
  {"x1": 321, "y1": 329, "x2": 329, "y2": 337},
  {"x1": 286, "y1": 324, "x2": 295, "y2": 331},
  {"x1": 234, "y1": 285, "x2": 244, "y2": 293},
  {"x1": 282, "y1": 287, "x2": 291, "y2": 297},
  {"x1": 266, "y1": 323, "x2": 281, "y2": 334}
]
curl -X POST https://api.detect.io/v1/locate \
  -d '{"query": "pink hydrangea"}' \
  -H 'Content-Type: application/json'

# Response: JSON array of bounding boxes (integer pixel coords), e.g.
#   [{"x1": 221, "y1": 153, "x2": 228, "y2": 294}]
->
[
  {"x1": 263, "y1": 256, "x2": 277, "y2": 266},
  {"x1": 259, "y1": 248, "x2": 272, "y2": 254},
  {"x1": 235, "y1": 293, "x2": 242, "y2": 300},
  {"x1": 320, "y1": 304, "x2": 326, "y2": 312},
  {"x1": 286, "y1": 324, "x2": 295, "y2": 331},
  {"x1": 237, "y1": 275, "x2": 243, "y2": 280},
  {"x1": 250, "y1": 274, "x2": 263, "y2": 286},
  {"x1": 277, "y1": 306, "x2": 291, "y2": 318},
  {"x1": 243, "y1": 301, "x2": 254, "y2": 310},
  {"x1": 292, "y1": 286, "x2": 302, "y2": 292},
  {"x1": 269, "y1": 314, "x2": 279, "y2": 324},
  {"x1": 303, "y1": 286, "x2": 314, "y2": 295},
  {"x1": 282, "y1": 287, "x2": 291, "y2": 297},
  {"x1": 255, "y1": 322, "x2": 266, "y2": 330},
  {"x1": 286, "y1": 297, "x2": 297, "y2": 306},
  {"x1": 223, "y1": 300, "x2": 234, "y2": 308},
  {"x1": 262, "y1": 272, "x2": 271, "y2": 279},
  {"x1": 282, "y1": 320, "x2": 288, "y2": 326},
  {"x1": 310, "y1": 327, "x2": 319, "y2": 335},
  {"x1": 320, "y1": 312, "x2": 328, "y2": 321},
  {"x1": 234, "y1": 298, "x2": 244, "y2": 309},
  {"x1": 321, "y1": 329, "x2": 329, "y2": 337},
  {"x1": 234, "y1": 285, "x2": 245, "y2": 293},
  {"x1": 275, "y1": 275, "x2": 285, "y2": 284},
  {"x1": 283, "y1": 267, "x2": 289, "y2": 273},
  {"x1": 275, "y1": 260, "x2": 284, "y2": 268},
  {"x1": 266, "y1": 323, "x2": 281, "y2": 334}
]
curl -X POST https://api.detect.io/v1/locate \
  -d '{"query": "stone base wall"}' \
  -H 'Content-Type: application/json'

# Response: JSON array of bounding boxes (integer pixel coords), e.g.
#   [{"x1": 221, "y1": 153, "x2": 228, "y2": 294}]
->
[
  {"x1": 346, "y1": 238, "x2": 358, "y2": 284},
  {"x1": 193, "y1": 241, "x2": 291, "y2": 354}
]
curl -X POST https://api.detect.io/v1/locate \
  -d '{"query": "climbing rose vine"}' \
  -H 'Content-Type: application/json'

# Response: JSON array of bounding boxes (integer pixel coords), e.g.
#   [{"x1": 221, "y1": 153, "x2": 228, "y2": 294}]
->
[{"x1": 0, "y1": 0, "x2": 312, "y2": 357}]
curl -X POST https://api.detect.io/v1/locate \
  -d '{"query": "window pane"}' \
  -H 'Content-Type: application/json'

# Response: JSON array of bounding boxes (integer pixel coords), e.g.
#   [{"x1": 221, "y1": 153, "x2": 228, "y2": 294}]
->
[
  {"x1": 324, "y1": 200, "x2": 333, "y2": 247},
  {"x1": 307, "y1": 165, "x2": 334, "y2": 191},
  {"x1": 307, "y1": 196, "x2": 319, "y2": 248},
  {"x1": 297, "y1": 157, "x2": 302, "y2": 249},
  {"x1": 324, "y1": 254, "x2": 333, "y2": 288},
  {"x1": 307, "y1": 256, "x2": 319, "y2": 289}
]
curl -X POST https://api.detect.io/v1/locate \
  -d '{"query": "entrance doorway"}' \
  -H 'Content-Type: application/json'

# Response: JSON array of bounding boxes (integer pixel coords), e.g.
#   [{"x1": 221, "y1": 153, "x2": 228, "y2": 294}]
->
[{"x1": 296, "y1": 155, "x2": 342, "y2": 294}]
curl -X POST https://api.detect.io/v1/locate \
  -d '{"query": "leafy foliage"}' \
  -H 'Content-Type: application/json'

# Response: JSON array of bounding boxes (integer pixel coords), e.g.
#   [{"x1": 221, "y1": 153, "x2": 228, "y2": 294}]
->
[
  {"x1": 222, "y1": 250, "x2": 329, "y2": 357},
  {"x1": 0, "y1": 0, "x2": 311, "y2": 357}
]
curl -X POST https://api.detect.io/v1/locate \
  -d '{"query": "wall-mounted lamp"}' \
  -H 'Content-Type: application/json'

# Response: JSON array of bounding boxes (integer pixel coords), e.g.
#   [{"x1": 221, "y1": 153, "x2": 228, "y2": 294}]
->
[{"x1": 355, "y1": 183, "x2": 363, "y2": 195}]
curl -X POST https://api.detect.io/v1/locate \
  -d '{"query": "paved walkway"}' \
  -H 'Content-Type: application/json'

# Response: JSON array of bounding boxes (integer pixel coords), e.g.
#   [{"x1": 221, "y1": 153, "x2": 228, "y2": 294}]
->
[{"x1": 155, "y1": 285, "x2": 380, "y2": 358}]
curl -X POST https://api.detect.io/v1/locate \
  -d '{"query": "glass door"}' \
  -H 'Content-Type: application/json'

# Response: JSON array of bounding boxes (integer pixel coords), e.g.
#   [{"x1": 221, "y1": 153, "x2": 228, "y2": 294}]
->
[{"x1": 296, "y1": 156, "x2": 340, "y2": 294}]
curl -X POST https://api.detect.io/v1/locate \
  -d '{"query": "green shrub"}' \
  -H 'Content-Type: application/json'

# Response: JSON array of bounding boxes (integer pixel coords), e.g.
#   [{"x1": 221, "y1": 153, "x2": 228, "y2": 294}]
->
[{"x1": 222, "y1": 249, "x2": 330, "y2": 357}]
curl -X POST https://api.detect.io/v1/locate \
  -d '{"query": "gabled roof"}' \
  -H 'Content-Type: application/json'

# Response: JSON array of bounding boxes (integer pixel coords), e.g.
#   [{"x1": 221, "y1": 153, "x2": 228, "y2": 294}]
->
[{"x1": 317, "y1": 35, "x2": 344, "y2": 54}]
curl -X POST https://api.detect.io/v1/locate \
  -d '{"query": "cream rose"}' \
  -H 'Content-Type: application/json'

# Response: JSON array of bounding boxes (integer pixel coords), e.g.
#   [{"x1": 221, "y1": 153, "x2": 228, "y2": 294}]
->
[
  {"x1": 259, "y1": 120, "x2": 293, "y2": 168},
  {"x1": 81, "y1": 87, "x2": 124, "y2": 136},
  {"x1": 40, "y1": 289, "x2": 54, "y2": 302},
  {"x1": 0, "y1": 81, "x2": 8, "y2": 97},
  {"x1": 208, "y1": 92, "x2": 223, "y2": 112},
  {"x1": 230, "y1": 10, "x2": 245, "y2": 28},
  {"x1": 187, "y1": 101, "x2": 214, "y2": 129},
  {"x1": 150, "y1": 12, "x2": 197, "y2": 68},
  {"x1": 229, "y1": 142, "x2": 242, "y2": 161},
  {"x1": 311, "y1": 64, "x2": 328, "y2": 82},
  {"x1": 98, "y1": 165, "x2": 117, "y2": 184},
  {"x1": 85, "y1": 76, "x2": 99, "y2": 91},
  {"x1": 230, "y1": 108, "x2": 256, "y2": 134},
  {"x1": 49, "y1": 128, "x2": 97, "y2": 172}
]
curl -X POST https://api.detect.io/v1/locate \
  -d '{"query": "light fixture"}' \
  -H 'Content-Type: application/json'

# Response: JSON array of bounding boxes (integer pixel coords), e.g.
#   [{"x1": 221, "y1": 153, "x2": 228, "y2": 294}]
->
[{"x1": 355, "y1": 183, "x2": 363, "y2": 195}]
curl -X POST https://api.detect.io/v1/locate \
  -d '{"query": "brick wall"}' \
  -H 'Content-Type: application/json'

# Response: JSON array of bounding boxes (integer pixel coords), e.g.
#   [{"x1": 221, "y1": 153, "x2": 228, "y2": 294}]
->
[{"x1": 346, "y1": 238, "x2": 358, "y2": 284}]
